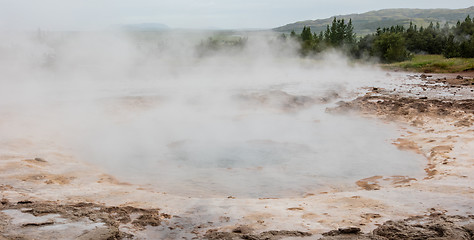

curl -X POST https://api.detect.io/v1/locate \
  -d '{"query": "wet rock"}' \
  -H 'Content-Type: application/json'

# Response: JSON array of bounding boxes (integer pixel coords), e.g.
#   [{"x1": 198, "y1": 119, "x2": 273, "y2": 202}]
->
[
  {"x1": 372, "y1": 219, "x2": 471, "y2": 239},
  {"x1": 258, "y1": 230, "x2": 312, "y2": 239},
  {"x1": 21, "y1": 221, "x2": 54, "y2": 227},
  {"x1": 463, "y1": 223, "x2": 474, "y2": 234},
  {"x1": 232, "y1": 226, "x2": 253, "y2": 234},
  {"x1": 204, "y1": 229, "x2": 312, "y2": 240},
  {"x1": 323, "y1": 227, "x2": 361, "y2": 236},
  {"x1": 356, "y1": 176, "x2": 382, "y2": 191},
  {"x1": 1, "y1": 201, "x2": 169, "y2": 239},
  {"x1": 205, "y1": 231, "x2": 238, "y2": 240},
  {"x1": 454, "y1": 119, "x2": 472, "y2": 127},
  {"x1": 327, "y1": 95, "x2": 474, "y2": 122},
  {"x1": 76, "y1": 227, "x2": 124, "y2": 240},
  {"x1": 34, "y1": 158, "x2": 47, "y2": 162},
  {"x1": 361, "y1": 213, "x2": 382, "y2": 220},
  {"x1": 320, "y1": 214, "x2": 473, "y2": 240},
  {"x1": 319, "y1": 235, "x2": 372, "y2": 240},
  {"x1": 456, "y1": 75, "x2": 464, "y2": 80},
  {"x1": 1, "y1": 199, "x2": 9, "y2": 206},
  {"x1": 131, "y1": 212, "x2": 163, "y2": 228}
]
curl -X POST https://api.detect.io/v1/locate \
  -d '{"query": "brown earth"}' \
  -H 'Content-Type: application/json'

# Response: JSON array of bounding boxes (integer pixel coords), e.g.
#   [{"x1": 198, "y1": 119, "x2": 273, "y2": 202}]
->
[
  {"x1": 319, "y1": 214, "x2": 474, "y2": 240},
  {"x1": 1, "y1": 72, "x2": 473, "y2": 239},
  {"x1": 0, "y1": 199, "x2": 169, "y2": 239},
  {"x1": 204, "y1": 214, "x2": 474, "y2": 240}
]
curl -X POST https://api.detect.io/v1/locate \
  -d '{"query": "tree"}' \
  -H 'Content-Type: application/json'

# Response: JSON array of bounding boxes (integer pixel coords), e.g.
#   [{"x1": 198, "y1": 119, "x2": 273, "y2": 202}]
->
[
  {"x1": 373, "y1": 32, "x2": 410, "y2": 62},
  {"x1": 322, "y1": 17, "x2": 356, "y2": 49},
  {"x1": 300, "y1": 26, "x2": 313, "y2": 42},
  {"x1": 460, "y1": 36, "x2": 474, "y2": 58},
  {"x1": 286, "y1": 14, "x2": 473, "y2": 61},
  {"x1": 446, "y1": 15, "x2": 474, "y2": 57},
  {"x1": 344, "y1": 19, "x2": 356, "y2": 45},
  {"x1": 300, "y1": 26, "x2": 314, "y2": 55},
  {"x1": 443, "y1": 34, "x2": 460, "y2": 58},
  {"x1": 290, "y1": 30, "x2": 297, "y2": 39},
  {"x1": 356, "y1": 34, "x2": 375, "y2": 58}
]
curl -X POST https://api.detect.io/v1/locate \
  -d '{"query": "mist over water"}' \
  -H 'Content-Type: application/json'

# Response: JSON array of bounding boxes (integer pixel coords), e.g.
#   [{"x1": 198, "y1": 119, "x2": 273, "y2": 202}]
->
[{"x1": 0, "y1": 31, "x2": 425, "y2": 198}]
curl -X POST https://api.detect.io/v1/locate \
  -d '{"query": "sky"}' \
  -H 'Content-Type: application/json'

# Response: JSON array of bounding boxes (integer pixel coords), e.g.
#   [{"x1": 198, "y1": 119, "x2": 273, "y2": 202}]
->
[{"x1": 0, "y1": 0, "x2": 473, "y2": 31}]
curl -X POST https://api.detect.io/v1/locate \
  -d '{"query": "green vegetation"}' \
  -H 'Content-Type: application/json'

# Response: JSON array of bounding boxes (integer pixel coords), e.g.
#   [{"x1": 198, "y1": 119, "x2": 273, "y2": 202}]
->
[
  {"x1": 372, "y1": 32, "x2": 410, "y2": 62},
  {"x1": 384, "y1": 54, "x2": 474, "y2": 73},
  {"x1": 274, "y1": 7, "x2": 474, "y2": 36},
  {"x1": 287, "y1": 18, "x2": 356, "y2": 56},
  {"x1": 285, "y1": 15, "x2": 474, "y2": 64},
  {"x1": 196, "y1": 35, "x2": 247, "y2": 56}
]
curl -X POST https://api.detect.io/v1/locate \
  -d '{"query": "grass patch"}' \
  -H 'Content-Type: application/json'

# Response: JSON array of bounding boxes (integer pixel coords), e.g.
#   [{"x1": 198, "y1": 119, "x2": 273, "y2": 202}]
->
[{"x1": 383, "y1": 54, "x2": 474, "y2": 73}]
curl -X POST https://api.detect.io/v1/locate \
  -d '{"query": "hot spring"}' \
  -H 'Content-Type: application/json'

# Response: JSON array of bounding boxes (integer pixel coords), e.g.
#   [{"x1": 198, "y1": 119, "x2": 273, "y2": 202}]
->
[{"x1": 0, "y1": 32, "x2": 425, "y2": 199}]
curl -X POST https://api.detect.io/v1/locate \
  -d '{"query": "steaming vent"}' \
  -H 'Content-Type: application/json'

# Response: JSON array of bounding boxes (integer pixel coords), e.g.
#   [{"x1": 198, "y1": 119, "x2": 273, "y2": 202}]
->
[
  {"x1": 0, "y1": 32, "x2": 425, "y2": 199},
  {"x1": 81, "y1": 88, "x2": 424, "y2": 198}
]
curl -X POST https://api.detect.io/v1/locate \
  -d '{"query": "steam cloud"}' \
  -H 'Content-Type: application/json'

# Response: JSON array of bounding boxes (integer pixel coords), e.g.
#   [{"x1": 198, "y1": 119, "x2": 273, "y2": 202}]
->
[{"x1": 0, "y1": 31, "x2": 424, "y2": 198}]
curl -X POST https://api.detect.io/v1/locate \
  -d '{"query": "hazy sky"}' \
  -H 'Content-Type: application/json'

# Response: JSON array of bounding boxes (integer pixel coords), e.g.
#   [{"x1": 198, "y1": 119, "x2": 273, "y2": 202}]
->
[{"x1": 1, "y1": 0, "x2": 473, "y2": 30}]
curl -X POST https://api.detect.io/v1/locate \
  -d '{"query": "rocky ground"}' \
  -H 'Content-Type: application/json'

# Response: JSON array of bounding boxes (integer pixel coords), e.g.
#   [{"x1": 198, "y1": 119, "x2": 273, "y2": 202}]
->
[
  {"x1": 202, "y1": 72, "x2": 474, "y2": 239},
  {"x1": 205, "y1": 213, "x2": 474, "y2": 240},
  {"x1": 0, "y1": 72, "x2": 473, "y2": 239}
]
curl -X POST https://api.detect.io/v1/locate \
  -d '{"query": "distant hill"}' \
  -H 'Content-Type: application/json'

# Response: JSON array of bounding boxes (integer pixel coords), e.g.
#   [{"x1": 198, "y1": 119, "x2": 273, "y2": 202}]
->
[
  {"x1": 274, "y1": 6, "x2": 474, "y2": 36},
  {"x1": 118, "y1": 23, "x2": 170, "y2": 31}
]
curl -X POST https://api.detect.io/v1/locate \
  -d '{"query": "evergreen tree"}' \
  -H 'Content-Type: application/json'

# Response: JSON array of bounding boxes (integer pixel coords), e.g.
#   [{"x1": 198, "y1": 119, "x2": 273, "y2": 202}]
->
[
  {"x1": 286, "y1": 14, "x2": 474, "y2": 60},
  {"x1": 290, "y1": 30, "x2": 297, "y2": 38},
  {"x1": 460, "y1": 36, "x2": 474, "y2": 58},
  {"x1": 301, "y1": 26, "x2": 313, "y2": 42},
  {"x1": 300, "y1": 26, "x2": 315, "y2": 55},
  {"x1": 372, "y1": 32, "x2": 410, "y2": 62},
  {"x1": 443, "y1": 34, "x2": 461, "y2": 58},
  {"x1": 344, "y1": 19, "x2": 355, "y2": 45}
]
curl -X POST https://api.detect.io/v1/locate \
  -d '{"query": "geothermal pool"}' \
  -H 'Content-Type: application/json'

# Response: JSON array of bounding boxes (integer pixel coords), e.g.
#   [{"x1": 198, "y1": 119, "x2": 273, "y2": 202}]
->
[
  {"x1": 69, "y1": 86, "x2": 425, "y2": 198},
  {"x1": 0, "y1": 33, "x2": 426, "y2": 199}
]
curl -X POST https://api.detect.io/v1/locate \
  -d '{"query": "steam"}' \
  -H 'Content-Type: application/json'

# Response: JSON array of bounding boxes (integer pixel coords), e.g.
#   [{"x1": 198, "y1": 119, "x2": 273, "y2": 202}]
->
[{"x1": 0, "y1": 31, "x2": 424, "y2": 198}]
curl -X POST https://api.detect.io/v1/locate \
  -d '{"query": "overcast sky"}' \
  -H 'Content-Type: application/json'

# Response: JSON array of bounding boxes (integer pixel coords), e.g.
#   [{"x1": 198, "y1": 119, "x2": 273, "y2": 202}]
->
[{"x1": 0, "y1": 0, "x2": 473, "y2": 31}]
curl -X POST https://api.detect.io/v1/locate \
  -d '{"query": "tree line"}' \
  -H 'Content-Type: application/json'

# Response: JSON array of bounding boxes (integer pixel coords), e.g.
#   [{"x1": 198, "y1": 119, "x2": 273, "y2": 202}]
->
[{"x1": 285, "y1": 15, "x2": 474, "y2": 62}]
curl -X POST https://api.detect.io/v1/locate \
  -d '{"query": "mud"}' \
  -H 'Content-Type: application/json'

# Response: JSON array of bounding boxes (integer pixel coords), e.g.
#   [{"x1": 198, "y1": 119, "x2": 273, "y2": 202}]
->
[
  {"x1": 426, "y1": 72, "x2": 474, "y2": 87},
  {"x1": 329, "y1": 95, "x2": 474, "y2": 122}
]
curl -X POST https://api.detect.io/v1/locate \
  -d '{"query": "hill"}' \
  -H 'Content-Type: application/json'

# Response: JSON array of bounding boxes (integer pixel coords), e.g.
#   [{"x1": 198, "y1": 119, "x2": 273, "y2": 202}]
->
[
  {"x1": 274, "y1": 6, "x2": 474, "y2": 36},
  {"x1": 117, "y1": 23, "x2": 170, "y2": 31}
]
